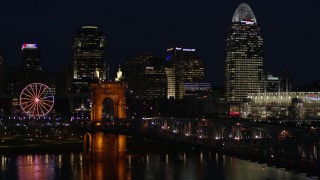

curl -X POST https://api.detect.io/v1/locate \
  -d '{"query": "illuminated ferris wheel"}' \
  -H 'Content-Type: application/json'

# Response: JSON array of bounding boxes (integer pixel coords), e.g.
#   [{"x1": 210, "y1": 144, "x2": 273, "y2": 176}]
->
[{"x1": 19, "y1": 83, "x2": 54, "y2": 117}]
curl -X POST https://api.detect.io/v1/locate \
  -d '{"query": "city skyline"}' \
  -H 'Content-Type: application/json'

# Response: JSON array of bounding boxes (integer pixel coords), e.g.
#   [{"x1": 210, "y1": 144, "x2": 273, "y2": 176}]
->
[
  {"x1": 0, "y1": 2, "x2": 320, "y2": 179},
  {"x1": 0, "y1": 1, "x2": 319, "y2": 86}
]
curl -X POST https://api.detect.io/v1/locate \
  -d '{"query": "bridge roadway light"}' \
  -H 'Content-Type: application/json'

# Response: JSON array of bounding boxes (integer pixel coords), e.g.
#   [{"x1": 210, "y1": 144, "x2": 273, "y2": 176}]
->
[{"x1": 281, "y1": 130, "x2": 286, "y2": 138}]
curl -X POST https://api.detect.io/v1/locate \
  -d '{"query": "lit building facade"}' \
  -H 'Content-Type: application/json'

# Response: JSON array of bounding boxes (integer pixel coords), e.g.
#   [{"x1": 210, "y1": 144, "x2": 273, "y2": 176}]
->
[
  {"x1": 263, "y1": 71, "x2": 292, "y2": 93},
  {"x1": 21, "y1": 44, "x2": 41, "y2": 71},
  {"x1": 70, "y1": 26, "x2": 106, "y2": 114},
  {"x1": 246, "y1": 92, "x2": 320, "y2": 119},
  {"x1": 123, "y1": 53, "x2": 167, "y2": 100},
  {"x1": 166, "y1": 47, "x2": 205, "y2": 99},
  {"x1": 225, "y1": 3, "x2": 263, "y2": 102},
  {"x1": 142, "y1": 67, "x2": 167, "y2": 100},
  {"x1": 263, "y1": 73, "x2": 281, "y2": 93},
  {"x1": 165, "y1": 67, "x2": 175, "y2": 99},
  {"x1": 72, "y1": 26, "x2": 106, "y2": 93},
  {"x1": 180, "y1": 83, "x2": 212, "y2": 98}
]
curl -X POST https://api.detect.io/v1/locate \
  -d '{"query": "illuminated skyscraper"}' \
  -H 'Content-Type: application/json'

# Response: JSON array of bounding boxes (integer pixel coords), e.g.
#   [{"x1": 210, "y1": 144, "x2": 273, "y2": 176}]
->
[
  {"x1": 70, "y1": 26, "x2": 106, "y2": 114},
  {"x1": 225, "y1": 3, "x2": 263, "y2": 102},
  {"x1": 165, "y1": 67, "x2": 175, "y2": 99},
  {"x1": 123, "y1": 53, "x2": 167, "y2": 100},
  {"x1": 166, "y1": 47, "x2": 205, "y2": 99},
  {"x1": 72, "y1": 26, "x2": 106, "y2": 93},
  {"x1": 21, "y1": 44, "x2": 41, "y2": 71}
]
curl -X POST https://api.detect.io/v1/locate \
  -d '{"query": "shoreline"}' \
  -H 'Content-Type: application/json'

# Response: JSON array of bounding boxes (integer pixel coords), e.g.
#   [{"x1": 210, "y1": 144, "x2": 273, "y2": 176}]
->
[
  {"x1": 0, "y1": 142, "x2": 83, "y2": 154},
  {"x1": 0, "y1": 138, "x2": 200, "y2": 154}
]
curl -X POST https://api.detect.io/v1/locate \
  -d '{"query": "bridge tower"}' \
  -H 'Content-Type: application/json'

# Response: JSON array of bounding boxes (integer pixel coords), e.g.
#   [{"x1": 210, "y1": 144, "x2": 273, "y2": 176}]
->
[{"x1": 91, "y1": 81, "x2": 127, "y2": 126}]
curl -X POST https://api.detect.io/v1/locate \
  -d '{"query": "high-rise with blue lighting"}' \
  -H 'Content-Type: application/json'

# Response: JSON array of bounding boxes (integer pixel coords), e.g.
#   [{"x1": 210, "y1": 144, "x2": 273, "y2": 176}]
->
[{"x1": 166, "y1": 47, "x2": 205, "y2": 99}]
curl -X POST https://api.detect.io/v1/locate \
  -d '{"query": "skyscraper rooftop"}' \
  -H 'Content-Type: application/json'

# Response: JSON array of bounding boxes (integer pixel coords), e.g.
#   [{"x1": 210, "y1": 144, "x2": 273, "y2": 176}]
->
[{"x1": 232, "y1": 3, "x2": 257, "y2": 25}]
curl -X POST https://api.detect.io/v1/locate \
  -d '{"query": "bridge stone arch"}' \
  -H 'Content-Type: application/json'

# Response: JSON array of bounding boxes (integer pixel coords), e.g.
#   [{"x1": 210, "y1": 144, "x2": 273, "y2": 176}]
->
[{"x1": 91, "y1": 82, "x2": 127, "y2": 126}]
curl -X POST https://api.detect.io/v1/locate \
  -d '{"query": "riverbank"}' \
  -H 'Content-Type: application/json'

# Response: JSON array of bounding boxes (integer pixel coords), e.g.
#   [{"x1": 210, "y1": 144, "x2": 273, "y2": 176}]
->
[
  {"x1": 0, "y1": 136, "x2": 196, "y2": 154},
  {"x1": 0, "y1": 137, "x2": 83, "y2": 154}
]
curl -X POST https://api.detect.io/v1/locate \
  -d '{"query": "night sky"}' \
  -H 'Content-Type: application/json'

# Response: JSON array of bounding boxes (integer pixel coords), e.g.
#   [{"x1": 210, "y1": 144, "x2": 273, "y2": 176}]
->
[{"x1": 0, "y1": 1, "x2": 320, "y2": 86}]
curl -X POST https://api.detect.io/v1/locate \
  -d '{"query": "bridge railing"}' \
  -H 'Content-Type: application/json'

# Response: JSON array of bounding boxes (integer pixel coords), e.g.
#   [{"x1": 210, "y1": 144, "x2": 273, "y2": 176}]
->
[{"x1": 94, "y1": 118, "x2": 320, "y2": 162}]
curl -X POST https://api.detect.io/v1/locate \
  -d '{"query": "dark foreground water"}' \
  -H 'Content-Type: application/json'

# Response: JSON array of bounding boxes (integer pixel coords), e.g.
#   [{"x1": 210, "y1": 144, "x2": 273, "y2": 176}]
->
[{"x1": 0, "y1": 151, "x2": 314, "y2": 180}]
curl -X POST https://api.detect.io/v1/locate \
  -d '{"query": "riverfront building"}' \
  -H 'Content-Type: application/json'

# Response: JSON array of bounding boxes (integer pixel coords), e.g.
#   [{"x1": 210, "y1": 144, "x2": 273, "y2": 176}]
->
[
  {"x1": 245, "y1": 92, "x2": 320, "y2": 119},
  {"x1": 166, "y1": 47, "x2": 205, "y2": 99},
  {"x1": 225, "y1": 3, "x2": 264, "y2": 102}
]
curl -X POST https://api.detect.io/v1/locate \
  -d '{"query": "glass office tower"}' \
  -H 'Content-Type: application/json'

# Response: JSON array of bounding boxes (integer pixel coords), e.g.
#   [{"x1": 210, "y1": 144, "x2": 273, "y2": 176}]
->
[{"x1": 225, "y1": 3, "x2": 263, "y2": 102}]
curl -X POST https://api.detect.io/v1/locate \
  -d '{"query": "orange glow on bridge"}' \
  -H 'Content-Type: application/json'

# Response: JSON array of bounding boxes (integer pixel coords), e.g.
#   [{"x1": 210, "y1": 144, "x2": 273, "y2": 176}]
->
[{"x1": 91, "y1": 82, "x2": 127, "y2": 125}]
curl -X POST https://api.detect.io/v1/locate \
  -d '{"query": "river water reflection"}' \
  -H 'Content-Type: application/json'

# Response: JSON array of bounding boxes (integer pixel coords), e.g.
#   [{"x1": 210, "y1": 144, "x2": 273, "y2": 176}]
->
[{"x1": 0, "y1": 151, "x2": 313, "y2": 180}]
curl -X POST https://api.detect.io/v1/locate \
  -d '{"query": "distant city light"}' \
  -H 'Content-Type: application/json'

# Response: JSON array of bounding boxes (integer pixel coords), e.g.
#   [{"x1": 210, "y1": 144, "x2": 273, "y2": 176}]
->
[
  {"x1": 240, "y1": 20, "x2": 255, "y2": 25},
  {"x1": 21, "y1": 44, "x2": 38, "y2": 50},
  {"x1": 174, "y1": 47, "x2": 196, "y2": 52},
  {"x1": 306, "y1": 94, "x2": 320, "y2": 101},
  {"x1": 182, "y1": 48, "x2": 195, "y2": 52}
]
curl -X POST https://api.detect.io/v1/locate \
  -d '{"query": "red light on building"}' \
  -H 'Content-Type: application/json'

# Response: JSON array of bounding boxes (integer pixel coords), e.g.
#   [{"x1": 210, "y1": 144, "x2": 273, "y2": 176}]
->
[{"x1": 229, "y1": 111, "x2": 240, "y2": 116}]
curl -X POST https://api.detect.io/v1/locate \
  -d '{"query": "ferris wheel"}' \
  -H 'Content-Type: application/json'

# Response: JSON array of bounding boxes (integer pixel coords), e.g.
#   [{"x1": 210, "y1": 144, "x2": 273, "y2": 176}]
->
[{"x1": 19, "y1": 83, "x2": 54, "y2": 117}]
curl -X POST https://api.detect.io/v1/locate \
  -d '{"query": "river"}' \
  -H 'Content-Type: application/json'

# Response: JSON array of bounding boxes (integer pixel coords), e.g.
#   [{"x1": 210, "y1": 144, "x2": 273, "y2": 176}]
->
[{"x1": 0, "y1": 151, "x2": 314, "y2": 180}]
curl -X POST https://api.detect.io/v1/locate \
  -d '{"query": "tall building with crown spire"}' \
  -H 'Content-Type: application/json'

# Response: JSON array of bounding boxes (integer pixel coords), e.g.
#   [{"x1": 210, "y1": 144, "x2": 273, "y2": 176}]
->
[{"x1": 225, "y1": 3, "x2": 263, "y2": 102}]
